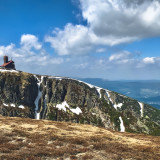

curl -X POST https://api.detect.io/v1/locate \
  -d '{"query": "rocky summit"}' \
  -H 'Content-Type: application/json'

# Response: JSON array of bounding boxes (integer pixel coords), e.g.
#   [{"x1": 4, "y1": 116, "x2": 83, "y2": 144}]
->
[{"x1": 0, "y1": 69, "x2": 160, "y2": 135}]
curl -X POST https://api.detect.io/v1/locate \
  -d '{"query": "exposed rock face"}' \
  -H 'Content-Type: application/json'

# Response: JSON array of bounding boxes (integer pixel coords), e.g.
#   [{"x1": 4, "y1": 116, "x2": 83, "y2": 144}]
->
[{"x1": 0, "y1": 69, "x2": 160, "y2": 135}]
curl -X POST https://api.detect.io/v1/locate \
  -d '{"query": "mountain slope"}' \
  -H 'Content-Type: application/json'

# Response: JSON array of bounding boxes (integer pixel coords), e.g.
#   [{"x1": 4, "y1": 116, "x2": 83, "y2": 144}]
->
[
  {"x1": 78, "y1": 78, "x2": 160, "y2": 109},
  {"x1": 0, "y1": 69, "x2": 160, "y2": 135},
  {"x1": 0, "y1": 115, "x2": 160, "y2": 160}
]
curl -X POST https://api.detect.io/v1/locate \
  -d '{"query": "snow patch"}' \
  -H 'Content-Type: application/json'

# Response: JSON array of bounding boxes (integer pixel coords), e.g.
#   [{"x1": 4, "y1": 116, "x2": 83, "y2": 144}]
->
[
  {"x1": 106, "y1": 90, "x2": 123, "y2": 110},
  {"x1": 54, "y1": 77, "x2": 62, "y2": 80},
  {"x1": 113, "y1": 103, "x2": 123, "y2": 110},
  {"x1": 54, "y1": 101, "x2": 82, "y2": 115},
  {"x1": 96, "y1": 88, "x2": 102, "y2": 98},
  {"x1": 3, "y1": 103, "x2": 24, "y2": 109},
  {"x1": 119, "y1": 116, "x2": 125, "y2": 132},
  {"x1": 34, "y1": 75, "x2": 43, "y2": 120},
  {"x1": 70, "y1": 107, "x2": 82, "y2": 115},
  {"x1": 82, "y1": 81, "x2": 94, "y2": 88},
  {"x1": 36, "y1": 113, "x2": 40, "y2": 120},
  {"x1": 0, "y1": 69, "x2": 18, "y2": 73},
  {"x1": 3, "y1": 103, "x2": 8, "y2": 107},
  {"x1": 55, "y1": 101, "x2": 69, "y2": 112},
  {"x1": 18, "y1": 105, "x2": 25, "y2": 109},
  {"x1": 106, "y1": 90, "x2": 113, "y2": 104},
  {"x1": 48, "y1": 76, "x2": 62, "y2": 80},
  {"x1": 10, "y1": 104, "x2": 15, "y2": 107},
  {"x1": 138, "y1": 102, "x2": 144, "y2": 117}
]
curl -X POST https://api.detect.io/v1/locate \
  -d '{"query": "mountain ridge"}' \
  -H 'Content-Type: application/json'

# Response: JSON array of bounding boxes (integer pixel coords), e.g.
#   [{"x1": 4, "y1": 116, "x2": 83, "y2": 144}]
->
[
  {"x1": 0, "y1": 69, "x2": 160, "y2": 135},
  {"x1": 77, "y1": 78, "x2": 160, "y2": 109}
]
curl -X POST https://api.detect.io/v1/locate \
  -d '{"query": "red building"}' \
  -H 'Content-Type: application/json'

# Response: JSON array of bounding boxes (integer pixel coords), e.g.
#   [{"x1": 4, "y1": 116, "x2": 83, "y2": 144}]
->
[{"x1": 0, "y1": 56, "x2": 15, "y2": 69}]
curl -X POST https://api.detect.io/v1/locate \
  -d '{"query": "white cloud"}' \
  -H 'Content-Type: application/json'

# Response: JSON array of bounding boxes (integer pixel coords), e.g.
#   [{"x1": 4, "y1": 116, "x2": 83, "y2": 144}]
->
[
  {"x1": 20, "y1": 34, "x2": 42, "y2": 50},
  {"x1": 136, "y1": 57, "x2": 160, "y2": 68},
  {"x1": 0, "y1": 34, "x2": 64, "y2": 74},
  {"x1": 1, "y1": 36, "x2": 160, "y2": 79},
  {"x1": 109, "y1": 51, "x2": 132, "y2": 61},
  {"x1": 0, "y1": 43, "x2": 25, "y2": 58},
  {"x1": 96, "y1": 48, "x2": 106, "y2": 53},
  {"x1": 45, "y1": 24, "x2": 95, "y2": 55},
  {"x1": 46, "y1": 0, "x2": 160, "y2": 55},
  {"x1": 143, "y1": 57, "x2": 156, "y2": 64},
  {"x1": 81, "y1": 0, "x2": 160, "y2": 38},
  {"x1": 74, "y1": 62, "x2": 88, "y2": 69}
]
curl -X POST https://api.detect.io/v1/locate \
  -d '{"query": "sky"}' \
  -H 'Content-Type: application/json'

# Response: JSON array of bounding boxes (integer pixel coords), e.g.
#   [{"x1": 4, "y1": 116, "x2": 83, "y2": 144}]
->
[{"x1": 0, "y1": 0, "x2": 160, "y2": 80}]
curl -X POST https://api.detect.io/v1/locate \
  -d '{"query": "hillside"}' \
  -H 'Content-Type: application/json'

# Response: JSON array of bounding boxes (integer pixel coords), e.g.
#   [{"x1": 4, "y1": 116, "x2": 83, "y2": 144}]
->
[
  {"x1": 0, "y1": 115, "x2": 160, "y2": 160},
  {"x1": 0, "y1": 69, "x2": 160, "y2": 135},
  {"x1": 78, "y1": 78, "x2": 160, "y2": 109}
]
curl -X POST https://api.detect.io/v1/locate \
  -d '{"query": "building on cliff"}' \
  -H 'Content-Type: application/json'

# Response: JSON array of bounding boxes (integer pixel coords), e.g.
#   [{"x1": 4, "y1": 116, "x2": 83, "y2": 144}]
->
[{"x1": 0, "y1": 56, "x2": 16, "y2": 69}]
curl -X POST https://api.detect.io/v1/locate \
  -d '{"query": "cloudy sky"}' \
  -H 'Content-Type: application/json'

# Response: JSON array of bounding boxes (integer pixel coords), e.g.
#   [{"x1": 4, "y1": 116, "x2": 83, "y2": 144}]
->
[{"x1": 0, "y1": 0, "x2": 160, "y2": 80}]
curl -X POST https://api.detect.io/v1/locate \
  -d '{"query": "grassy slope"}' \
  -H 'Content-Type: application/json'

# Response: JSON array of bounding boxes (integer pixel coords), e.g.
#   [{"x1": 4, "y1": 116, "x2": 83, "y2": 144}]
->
[{"x1": 0, "y1": 116, "x2": 160, "y2": 160}]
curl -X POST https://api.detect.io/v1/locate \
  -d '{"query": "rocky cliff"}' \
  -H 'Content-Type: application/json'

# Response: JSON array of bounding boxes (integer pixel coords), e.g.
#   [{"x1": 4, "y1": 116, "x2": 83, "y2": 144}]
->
[{"x1": 0, "y1": 69, "x2": 160, "y2": 135}]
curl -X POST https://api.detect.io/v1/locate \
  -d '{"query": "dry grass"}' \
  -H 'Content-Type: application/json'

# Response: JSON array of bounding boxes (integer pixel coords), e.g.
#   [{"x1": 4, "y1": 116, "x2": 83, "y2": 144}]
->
[{"x1": 0, "y1": 115, "x2": 159, "y2": 160}]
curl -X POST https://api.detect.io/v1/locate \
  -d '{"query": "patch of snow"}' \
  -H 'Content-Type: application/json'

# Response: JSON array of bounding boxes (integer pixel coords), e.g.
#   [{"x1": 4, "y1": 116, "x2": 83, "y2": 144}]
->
[
  {"x1": 34, "y1": 75, "x2": 43, "y2": 120},
  {"x1": 92, "y1": 113, "x2": 96, "y2": 115},
  {"x1": 41, "y1": 76, "x2": 44, "y2": 83},
  {"x1": 55, "y1": 101, "x2": 69, "y2": 112},
  {"x1": 83, "y1": 82, "x2": 94, "y2": 88},
  {"x1": 36, "y1": 113, "x2": 40, "y2": 120},
  {"x1": 70, "y1": 107, "x2": 82, "y2": 115},
  {"x1": 106, "y1": 90, "x2": 123, "y2": 110},
  {"x1": 0, "y1": 69, "x2": 18, "y2": 73},
  {"x1": 138, "y1": 102, "x2": 144, "y2": 117},
  {"x1": 18, "y1": 105, "x2": 24, "y2": 109},
  {"x1": 106, "y1": 90, "x2": 113, "y2": 104},
  {"x1": 3, "y1": 103, "x2": 25, "y2": 109},
  {"x1": 113, "y1": 103, "x2": 123, "y2": 110},
  {"x1": 10, "y1": 104, "x2": 15, "y2": 107},
  {"x1": 54, "y1": 101, "x2": 82, "y2": 115},
  {"x1": 3, "y1": 103, "x2": 8, "y2": 107},
  {"x1": 3, "y1": 103, "x2": 16, "y2": 108},
  {"x1": 54, "y1": 77, "x2": 62, "y2": 80},
  {"x1": 96, "y1": 88, "x2": 102, "y2": 98},
  {"x1": 119, "y1": 116, "x2": 125, "y2": 132},
  {"x1": 48, "y1": 76, "x2": 62, "y2": 80}
]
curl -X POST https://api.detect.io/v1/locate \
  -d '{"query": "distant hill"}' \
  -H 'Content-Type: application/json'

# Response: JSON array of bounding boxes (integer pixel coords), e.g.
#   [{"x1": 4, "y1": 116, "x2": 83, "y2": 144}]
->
[{"x1": 78, "y1": 78, "x2": 160, "y2": 110}]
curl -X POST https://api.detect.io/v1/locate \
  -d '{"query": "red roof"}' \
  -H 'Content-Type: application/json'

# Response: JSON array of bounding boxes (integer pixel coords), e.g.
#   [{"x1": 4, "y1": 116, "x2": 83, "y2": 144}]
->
[{"x1": 1, "y1": 60, "x2": 14, "y2": 67}]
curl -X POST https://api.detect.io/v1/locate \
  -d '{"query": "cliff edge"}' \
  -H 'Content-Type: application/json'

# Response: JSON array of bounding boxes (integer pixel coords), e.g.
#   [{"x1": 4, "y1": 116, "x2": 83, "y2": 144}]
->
[{"x1": 0, "y1": 69, "x2": 160, "y2": 135}]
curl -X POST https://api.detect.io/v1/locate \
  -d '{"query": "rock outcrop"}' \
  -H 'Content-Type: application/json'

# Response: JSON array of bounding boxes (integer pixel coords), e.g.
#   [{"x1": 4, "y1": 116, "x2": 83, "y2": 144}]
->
[{"x1": 0, "y1": 69, "x2": 160, "y2": 135}]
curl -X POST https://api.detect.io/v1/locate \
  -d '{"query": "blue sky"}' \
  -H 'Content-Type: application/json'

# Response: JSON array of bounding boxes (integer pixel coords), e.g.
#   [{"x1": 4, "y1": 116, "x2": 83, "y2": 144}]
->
[
  {"x1": 0, "y1": 0, "x2": 160, "y2": 80},
  {"x1": 0, "y1": 0, "x2": 78, "y2": 45}
]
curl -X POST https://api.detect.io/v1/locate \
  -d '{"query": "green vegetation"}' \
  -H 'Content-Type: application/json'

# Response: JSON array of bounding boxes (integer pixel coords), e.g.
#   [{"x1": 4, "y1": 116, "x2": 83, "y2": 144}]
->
[
  {"x1": 145, "y1": 120, "x2": 160, "y2": 136},
  {"x1": 101, "y1": 99, "x2": 120, "y2": 129}
]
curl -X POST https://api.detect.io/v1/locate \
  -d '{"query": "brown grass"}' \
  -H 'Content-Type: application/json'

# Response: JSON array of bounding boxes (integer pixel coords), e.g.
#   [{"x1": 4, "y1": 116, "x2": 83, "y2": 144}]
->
[{"x1": 0, "y1": 115, "x2": 159, "y2": 160}]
